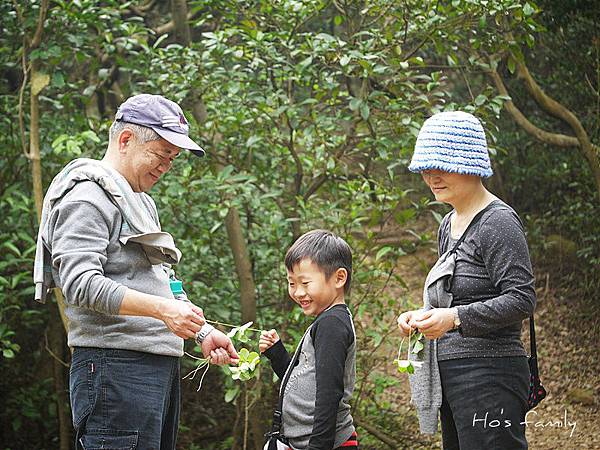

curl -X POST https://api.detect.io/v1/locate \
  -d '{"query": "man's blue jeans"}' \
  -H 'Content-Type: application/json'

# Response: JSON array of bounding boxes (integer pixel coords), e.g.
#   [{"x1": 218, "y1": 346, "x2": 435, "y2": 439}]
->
[{"x1": 69, "y1": 347, "x2": 180, "y2": 450}]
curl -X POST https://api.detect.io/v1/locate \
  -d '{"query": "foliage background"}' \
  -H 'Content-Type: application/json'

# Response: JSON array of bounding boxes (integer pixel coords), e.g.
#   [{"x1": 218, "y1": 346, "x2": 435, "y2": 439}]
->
[{"x1": 1, "y1": 1, "x2": 598, "y2": 449}]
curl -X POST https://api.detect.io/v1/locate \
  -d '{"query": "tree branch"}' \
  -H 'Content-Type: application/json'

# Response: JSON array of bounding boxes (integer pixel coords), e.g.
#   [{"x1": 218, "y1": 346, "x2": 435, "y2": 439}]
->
[
  {"x1": 18, "y1": 39, "x2": 30, "y2": 159},
  {"x1": 513, "y1": 58, "x2": 600, "y2": 197},
  {"x1": 488, "y1": 68, "x2": 582, "y2": 148},
  {"x1": 354, "y1": 416, "x2": 403, "y2": 448},
  {"x1": 154, "y1": 9, "x2": 196, "y2": 36},
  {"x1": 31, "y1": 0, "x2": 50, "y2": 49},
  {"x1": 515, "y1": 59, "x2": 600, "y2": 153},
  {"x1": 303, "y1": 173, "x2": 328, "y2": 201},
  {"x1": 285, "y1": 114, "x2": 303, "y2": 196}
]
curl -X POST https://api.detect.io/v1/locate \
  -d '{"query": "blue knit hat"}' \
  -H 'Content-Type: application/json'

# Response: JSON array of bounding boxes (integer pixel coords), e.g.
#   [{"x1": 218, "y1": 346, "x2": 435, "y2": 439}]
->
[{"x1": 408, "y1": 111, "x2": 493, "y2": 178}]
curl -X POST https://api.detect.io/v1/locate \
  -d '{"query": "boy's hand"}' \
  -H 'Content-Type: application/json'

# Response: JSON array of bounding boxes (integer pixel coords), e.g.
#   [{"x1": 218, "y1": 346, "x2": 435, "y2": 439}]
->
[{"x1": 259, "y1": 329, "x2": 280, "y2": 353}]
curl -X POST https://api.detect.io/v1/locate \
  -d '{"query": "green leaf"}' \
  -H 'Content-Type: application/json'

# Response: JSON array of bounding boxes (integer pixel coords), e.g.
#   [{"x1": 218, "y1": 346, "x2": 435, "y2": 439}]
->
[
  {"x1": 360, "y1": 102, "x2": 370, "y2": 121},
  {"x1": 52, "y1": 72, "x2": 65, "y2": 88},
  {"x1": 375, "y1": 246, "x2": 392, "y2": 261},
  {"x1": 153, "y1": 33, "x2": 169, "y2": 49},
  {"x1": 334, "y1": 15, "x2": 344, "y2": 26},
  {"x1": 523, "y1": 3, "x2": 535, "y2": 16},
  {"x1": 2, "y1": 242, "x2": 21, "y2": 257},
  {"x1": 225, "y1": 386, "x2": 239, "y2": 402},
  {"x1": 507, "y1": 56, "x2": 516, "y2": 74},
  {"x1": 479, "y1": 15, "x2": 487, "y2": 29},
  {"x1": 340, "y1": 55, "x2": 350, "y2": 67},
  {"x1": 395, "y1": 359, "x2": 412, "y2": 373},
  {"x1": 412, "y1": 340, "x2": 424, "y2": 354},
  {"x1": 299, "y1": 56, "x2": 313, "y2": 71},
  {"x1": 81, "y1": 130, "x2": 100, "y2": 143},
  {"x1": 474, "y1": 94, "x2": 487, "y2": 106},
  {"x1": 349, "y1": 98, "x2": 361, "y2": 111}
]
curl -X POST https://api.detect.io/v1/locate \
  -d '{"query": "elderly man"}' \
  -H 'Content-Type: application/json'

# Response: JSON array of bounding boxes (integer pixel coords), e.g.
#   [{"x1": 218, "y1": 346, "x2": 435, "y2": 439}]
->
[{"x1": 34, "y1": 94, "x2": 238, "y2": 449}]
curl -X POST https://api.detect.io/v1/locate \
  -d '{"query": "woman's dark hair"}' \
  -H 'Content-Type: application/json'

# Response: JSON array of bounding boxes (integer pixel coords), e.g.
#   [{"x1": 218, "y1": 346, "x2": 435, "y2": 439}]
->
[{"x1": 284, "y1": 229, "x2": 352, "y2": 294}]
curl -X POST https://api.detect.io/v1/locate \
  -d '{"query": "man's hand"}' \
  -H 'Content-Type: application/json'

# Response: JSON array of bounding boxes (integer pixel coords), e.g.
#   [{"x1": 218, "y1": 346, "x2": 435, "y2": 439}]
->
[
  {"x1": 201, "y1": 329, "x2": 240, "y2": 366},
  {"x1": 411, "y1": 308, "x2": 455, "y2": 340},
  {"x1": 159, "y1": 301, "x2": 205, "y2": 339},
  {"x1": 259, "y1": 329, "x2": 280, "y2": 353}
]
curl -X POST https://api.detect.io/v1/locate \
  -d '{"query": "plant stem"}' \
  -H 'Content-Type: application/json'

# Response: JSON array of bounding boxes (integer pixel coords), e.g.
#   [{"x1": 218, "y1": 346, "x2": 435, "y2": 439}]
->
[
  {"x1": 397, "y1": 337, "x2": 405, "y2": 361},
  {"x1": 205, "y1": 319, "x2": 263, "y2": 333}
]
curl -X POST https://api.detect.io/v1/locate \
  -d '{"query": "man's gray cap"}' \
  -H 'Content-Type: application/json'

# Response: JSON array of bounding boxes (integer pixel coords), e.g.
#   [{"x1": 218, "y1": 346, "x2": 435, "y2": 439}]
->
[{"x1": 115, "y1": 94, "x2": 205, "y2": 157}]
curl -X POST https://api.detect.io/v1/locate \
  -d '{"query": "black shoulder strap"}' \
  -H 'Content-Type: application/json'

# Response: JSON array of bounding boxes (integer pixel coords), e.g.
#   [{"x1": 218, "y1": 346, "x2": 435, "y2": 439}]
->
[
  {"x1": 448, "y1": 202, "x2": 497, "y2": 255},
  {"x1": 529, "y1": 315, "x2": 539, "y2": 373}
]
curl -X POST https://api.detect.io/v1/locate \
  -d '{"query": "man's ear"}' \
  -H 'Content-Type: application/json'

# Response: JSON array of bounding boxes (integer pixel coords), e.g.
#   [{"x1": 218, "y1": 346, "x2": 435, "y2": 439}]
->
[
  {"x1": 334, "y1": 268, "x2": 348, "y2": 289},
  {"x1": 118, "y1": 129, "x2": 134, "y2": 153}
]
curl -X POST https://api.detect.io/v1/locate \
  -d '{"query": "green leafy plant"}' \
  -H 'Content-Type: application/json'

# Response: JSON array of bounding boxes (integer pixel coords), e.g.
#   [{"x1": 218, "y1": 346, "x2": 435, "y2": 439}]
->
[
  {"x1": 184, "y1": 320, "x2": 264, "y2": 392},
  {"x1": 227, "y1": 348, "x2": 261, "y2": 381},
  {"x1": 394, "y1": 329, "x2": 425, "y2": 375}
]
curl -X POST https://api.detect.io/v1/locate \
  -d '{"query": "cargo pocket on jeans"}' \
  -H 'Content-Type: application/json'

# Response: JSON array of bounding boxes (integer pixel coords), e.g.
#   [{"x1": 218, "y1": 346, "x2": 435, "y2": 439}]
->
[
  {"x1": 69, "y1": 359, "x2": 95, "y2": 427},
  {"x1": 80, "y1": 429, "x2": 138, "y2": 450}
]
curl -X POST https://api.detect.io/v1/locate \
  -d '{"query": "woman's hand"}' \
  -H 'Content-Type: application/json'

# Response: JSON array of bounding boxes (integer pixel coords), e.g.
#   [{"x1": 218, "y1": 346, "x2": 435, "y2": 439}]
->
[
  {"x1": 397, "y1": 310, "x2": 422, "y2": 337},
  {"x1": 412, "y1": 308, "x2": 455, "y2": 340},
  {"x1": 259, "y1": 329, "x2": 280, "y2": 353}
]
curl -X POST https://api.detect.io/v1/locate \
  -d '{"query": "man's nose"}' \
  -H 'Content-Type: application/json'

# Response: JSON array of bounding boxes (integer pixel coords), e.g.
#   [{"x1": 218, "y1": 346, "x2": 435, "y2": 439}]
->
[{"x1": 157, "y1": 160, "x2": 172, "y2": 173}]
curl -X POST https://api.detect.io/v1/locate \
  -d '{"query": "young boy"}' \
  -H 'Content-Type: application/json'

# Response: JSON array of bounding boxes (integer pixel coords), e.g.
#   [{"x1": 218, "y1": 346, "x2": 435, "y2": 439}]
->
[{"x1": 260, "y1": 229, "x2": 359, "y2": 450}]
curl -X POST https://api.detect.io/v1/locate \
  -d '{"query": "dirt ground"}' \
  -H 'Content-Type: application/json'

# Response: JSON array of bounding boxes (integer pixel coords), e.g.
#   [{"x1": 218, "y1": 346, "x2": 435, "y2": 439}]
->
[{"x1": 365, "y1": 248, "x2": 600, "y2": 450}]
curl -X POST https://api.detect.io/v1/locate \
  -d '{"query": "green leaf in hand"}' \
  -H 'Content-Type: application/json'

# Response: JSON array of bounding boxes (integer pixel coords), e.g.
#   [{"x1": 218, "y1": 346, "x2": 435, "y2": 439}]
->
[{"x1": 228, "y1": 347, "x2": 261, "y2": 381}]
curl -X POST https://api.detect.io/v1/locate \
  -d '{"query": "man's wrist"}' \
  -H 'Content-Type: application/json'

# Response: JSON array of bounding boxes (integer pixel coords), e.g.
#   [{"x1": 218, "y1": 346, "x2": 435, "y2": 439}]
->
[{"x1": 195, "y1": 323, "x2": 215, "y2": 344}]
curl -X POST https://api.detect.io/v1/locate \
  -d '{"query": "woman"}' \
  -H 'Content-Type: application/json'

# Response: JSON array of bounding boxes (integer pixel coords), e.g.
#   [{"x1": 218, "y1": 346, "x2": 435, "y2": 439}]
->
[{"x1": 398, "y1": 111, "x2": 535, "y2": 450}]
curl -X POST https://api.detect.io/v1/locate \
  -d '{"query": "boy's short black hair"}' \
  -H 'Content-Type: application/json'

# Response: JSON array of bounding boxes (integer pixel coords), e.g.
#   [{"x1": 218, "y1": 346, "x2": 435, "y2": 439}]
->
[{"x1": 284, "y1": 229, "x2": 352, "y2": 294}]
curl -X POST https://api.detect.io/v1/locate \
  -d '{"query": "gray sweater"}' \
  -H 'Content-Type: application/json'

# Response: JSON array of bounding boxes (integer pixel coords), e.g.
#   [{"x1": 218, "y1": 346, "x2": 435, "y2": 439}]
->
[
  {"x1": 46, "y1": 180, "x2": 183, "y2": 356},
  {"x1": 437, "y1": 200, "x2": 536, "y2": 360}
]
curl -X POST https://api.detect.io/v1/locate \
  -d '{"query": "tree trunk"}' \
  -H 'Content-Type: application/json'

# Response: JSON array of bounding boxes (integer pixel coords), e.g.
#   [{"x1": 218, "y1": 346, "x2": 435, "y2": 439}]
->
[
  {"x1": 30, "y1": 89, "x2": 44, "y2": 219},
  {"x1": 225, "y1": 208, "x2": 257, "y2": 323},
  {"x1": 48, "y1": 298, "x2": 71, "y2": 450},
  {"x1": 30, "y1": 74, "x2": 72, "y2": 450},
  {"x1": 171, "y1": 0, "x2": 191, "y2": 46}
]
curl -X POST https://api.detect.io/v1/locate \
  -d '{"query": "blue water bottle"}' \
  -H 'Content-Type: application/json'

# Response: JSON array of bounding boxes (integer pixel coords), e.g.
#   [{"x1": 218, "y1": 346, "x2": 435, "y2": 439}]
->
[{"x1": 169, "y1": 272, "x2": 188, "y2": 301}]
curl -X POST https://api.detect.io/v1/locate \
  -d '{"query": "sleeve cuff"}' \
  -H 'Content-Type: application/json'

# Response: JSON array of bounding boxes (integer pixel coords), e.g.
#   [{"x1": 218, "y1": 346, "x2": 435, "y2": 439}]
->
[
  {"x1": 263, "y1": 339, "x2": 286, "y2": 361},
  {"x1": 106, "y1": 284, "x2": 127, "y2": 315}
]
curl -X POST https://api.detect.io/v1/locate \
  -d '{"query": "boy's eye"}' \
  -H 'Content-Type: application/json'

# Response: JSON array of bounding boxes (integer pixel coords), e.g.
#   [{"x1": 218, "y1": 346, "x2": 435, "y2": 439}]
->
[{"x1": 302, "y1": 282, "x2": 310, "y2": 285}]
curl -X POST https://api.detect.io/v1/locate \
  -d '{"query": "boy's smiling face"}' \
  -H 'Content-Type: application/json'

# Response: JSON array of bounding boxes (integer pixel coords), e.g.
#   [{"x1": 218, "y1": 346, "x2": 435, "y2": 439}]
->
[{"x1": 287, "y1": 259, "x2": 346, "y2": 317}]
